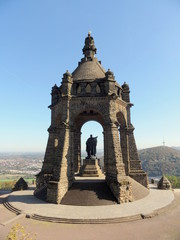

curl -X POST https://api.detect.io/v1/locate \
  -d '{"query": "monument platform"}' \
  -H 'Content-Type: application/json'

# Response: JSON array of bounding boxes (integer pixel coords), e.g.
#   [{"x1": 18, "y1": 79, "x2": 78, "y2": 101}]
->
[
  {"x1": 79, "y1": 158, "x2": 104, "y2": 177},
  {"x1": 2, "y1": 180, "x2": 175, "y2": 224}
]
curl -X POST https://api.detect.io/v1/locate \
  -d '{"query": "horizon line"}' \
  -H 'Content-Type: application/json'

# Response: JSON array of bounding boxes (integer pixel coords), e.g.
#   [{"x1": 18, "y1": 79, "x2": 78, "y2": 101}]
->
[{"x1": 0, "y1": 145, "x2": 179, "y2": 154}]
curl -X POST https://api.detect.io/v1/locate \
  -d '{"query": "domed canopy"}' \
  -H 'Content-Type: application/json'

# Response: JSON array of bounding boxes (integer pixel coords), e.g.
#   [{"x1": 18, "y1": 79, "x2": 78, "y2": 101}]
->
[
  {"x1": 72, "y1": 59, "x2": 106, "y2": 81},
  {"x1": 72, "y1": 33, "x2": 106, "y2": 81}
]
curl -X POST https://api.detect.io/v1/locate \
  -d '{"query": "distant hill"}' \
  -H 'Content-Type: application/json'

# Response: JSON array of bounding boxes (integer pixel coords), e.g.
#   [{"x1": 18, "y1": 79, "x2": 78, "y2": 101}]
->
[
  {"x1": 172, "y1": 146, "x2": 180, "y2": 151},
  {"x1": 0, "y1": 153, "x2": 43, "y2": 175},
  {"x1": 139, "y1": 146, "x2": 180, "y2": 177},
  {"x1": 1, "y1": 147, "x2": 180, "y2": 178}
]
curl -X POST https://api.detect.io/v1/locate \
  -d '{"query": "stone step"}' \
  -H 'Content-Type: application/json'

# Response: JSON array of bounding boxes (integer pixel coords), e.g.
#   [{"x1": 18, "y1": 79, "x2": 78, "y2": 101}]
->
[
  {"x1": 3, "y1": 199, "x2": 22, "y2": 215},
  {"x1": 82, "y1": 170, "x2": 99, "y2": 174},
  {"x1": 80, "y1": 159, "x2": 104, "y2": 177},
  {"x1": 30, "y1": 213, "x2": 142, "y2": 224},
  {"x1": 81, "y1": 174, "x2": 99, "y2": 177}
]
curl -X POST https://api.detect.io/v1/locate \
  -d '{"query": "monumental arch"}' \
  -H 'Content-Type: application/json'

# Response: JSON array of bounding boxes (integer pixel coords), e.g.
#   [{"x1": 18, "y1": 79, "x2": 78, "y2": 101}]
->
[{"x1": 36, "y1": 33, "x2": 148, "y2": 204}]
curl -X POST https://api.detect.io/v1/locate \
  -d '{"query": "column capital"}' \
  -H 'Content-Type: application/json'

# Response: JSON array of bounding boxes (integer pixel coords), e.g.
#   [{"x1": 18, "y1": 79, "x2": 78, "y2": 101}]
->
[{"x1": 126, "y1": 124, "x2": 135, "y2": 134}]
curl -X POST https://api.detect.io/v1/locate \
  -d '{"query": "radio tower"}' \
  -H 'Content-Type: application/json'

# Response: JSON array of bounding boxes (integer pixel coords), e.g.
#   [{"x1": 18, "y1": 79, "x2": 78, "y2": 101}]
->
[{"x1": 162, "y1": 137, "x2": 165, "y2": 146}]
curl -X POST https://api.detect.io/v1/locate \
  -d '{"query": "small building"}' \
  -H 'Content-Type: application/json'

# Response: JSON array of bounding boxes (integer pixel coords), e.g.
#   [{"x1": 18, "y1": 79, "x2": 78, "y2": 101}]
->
[
  {"x1": 12, "y1": 177, "x2": 28, "y2": 191},
  {"x1": 157, "y1": 175, "x2": 171, "y2": 190}
]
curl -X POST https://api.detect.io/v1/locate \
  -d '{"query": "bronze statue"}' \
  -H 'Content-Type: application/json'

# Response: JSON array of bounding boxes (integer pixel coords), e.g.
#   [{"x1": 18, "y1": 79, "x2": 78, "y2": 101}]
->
[{"x1": 86, "y1": 134, "x2": 98, "y2": 158}]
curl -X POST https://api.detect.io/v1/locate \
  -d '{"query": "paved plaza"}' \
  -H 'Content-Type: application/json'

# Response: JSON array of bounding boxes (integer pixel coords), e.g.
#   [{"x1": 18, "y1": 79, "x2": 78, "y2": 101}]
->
[
  {"x1": 0, "y1": 188, "x2": 180, "y2": 240},
  {"x1": 3, "y1": 184, "x2": 174, "y2": 222}
]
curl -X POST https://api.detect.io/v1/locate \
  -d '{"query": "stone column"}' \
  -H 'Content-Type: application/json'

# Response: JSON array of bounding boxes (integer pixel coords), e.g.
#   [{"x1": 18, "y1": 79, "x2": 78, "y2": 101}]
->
[
  {"x1": 102, "y1": 131, "x2": 106, "y2": 172},
  {"x1": 105, "y1": 124, "x2": 125, "y2": 177},
  {"x1": 47, "y1": 91, "x2": 75, "y2": 203},
  {"x1": 127, "y1": 124, "x2": 148, "y2": 188},
  {"x1": 119, "y1": 127, "x2": 130, "y2": 175},
  {"x1": 74, "y1": 130, "x2": 81, "y2": 172},
  {"x1": 47, "y1": 124, "x2": 75, "y2": 204},
  {"x1": 36, "y1": 126, "x2": 58, "y2": 190},
  {"x1": 105, "y1": 124, "x2": 133, "y2": 203}
]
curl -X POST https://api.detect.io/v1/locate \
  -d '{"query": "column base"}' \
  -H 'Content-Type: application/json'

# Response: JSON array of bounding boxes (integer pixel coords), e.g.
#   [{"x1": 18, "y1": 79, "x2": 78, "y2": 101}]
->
[
  {"x1": 106, "y1": 175, "x2": 133, "y2": 204},
  {"x1": 129, "y1": 171, "x2": 149, "y2": 188},
  {"x1": 47, "y1": 177, "x2": 74, "y2": 204}
]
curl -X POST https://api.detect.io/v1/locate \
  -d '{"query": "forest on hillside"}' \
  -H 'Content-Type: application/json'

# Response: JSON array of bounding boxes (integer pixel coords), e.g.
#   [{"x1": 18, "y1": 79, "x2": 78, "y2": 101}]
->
[{"x1": 139, "y1": 146, "x2": 180, "y2": 177}]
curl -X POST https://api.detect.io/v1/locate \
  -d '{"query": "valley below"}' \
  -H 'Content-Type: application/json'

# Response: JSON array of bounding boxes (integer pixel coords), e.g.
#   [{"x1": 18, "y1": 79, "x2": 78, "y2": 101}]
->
[{"x1": 0, "y1": 146, "x2": 180, "y2": 182}]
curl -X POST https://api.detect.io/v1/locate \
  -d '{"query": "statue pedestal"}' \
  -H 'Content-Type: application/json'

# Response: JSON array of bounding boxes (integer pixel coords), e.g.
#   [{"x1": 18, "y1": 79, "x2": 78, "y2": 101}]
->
[{"x1": 79, "y1": 157, "x2": 103, "y2": 177}]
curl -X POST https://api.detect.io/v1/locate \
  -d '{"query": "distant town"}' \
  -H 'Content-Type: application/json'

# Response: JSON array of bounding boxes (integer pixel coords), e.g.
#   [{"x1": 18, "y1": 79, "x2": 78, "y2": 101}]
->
[
  {"x1": 0, "y1": 153, "x2": 43, "y2": 176},
  {"x1": 0, "y1": 146, "x2": 180, "y2": 178},
  {"x1": 0, "y1": 151, "x2": 104, "y2": 177}
]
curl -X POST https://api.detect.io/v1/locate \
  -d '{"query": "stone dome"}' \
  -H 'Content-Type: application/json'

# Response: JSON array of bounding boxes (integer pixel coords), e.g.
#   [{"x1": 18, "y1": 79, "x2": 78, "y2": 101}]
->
[{"x1": 72, "y1": 59, "x2": 106, "y2": 81}]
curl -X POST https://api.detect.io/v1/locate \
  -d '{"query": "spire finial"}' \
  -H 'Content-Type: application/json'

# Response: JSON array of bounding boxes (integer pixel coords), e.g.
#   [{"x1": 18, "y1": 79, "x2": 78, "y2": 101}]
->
[{"x1": 82, "y1": 32, "x2": 97, "y2": 59}]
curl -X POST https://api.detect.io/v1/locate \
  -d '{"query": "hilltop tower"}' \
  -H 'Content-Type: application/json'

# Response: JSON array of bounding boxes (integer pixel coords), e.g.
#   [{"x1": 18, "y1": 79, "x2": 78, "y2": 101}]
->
[{"x1": 36, "y1": 33, "x2": 148, "y2": 204}]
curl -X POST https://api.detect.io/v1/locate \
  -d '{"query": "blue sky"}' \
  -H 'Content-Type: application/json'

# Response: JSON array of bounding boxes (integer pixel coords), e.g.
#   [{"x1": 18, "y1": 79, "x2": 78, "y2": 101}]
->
[{"x1": 0, "y1": 0, "x2": 180, "y2": 152}]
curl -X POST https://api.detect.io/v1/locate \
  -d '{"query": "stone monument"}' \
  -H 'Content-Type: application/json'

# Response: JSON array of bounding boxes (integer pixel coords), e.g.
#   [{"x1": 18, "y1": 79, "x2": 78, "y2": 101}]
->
[
  {"x1": 86, "y1": 135, "x2": 97, "y2": 158},
  {"x1": 158, "y1": 175, "x2": 171, "y2": 190},
  {"x1": 35, "y1": 32, "x2": 148, "y2": 204},
  {"x1": 79, "y1": 135, "x2": 103, "y2": 177},
  {"x1": 12, "y1": 177, "x2": 28, "y2": 192}
]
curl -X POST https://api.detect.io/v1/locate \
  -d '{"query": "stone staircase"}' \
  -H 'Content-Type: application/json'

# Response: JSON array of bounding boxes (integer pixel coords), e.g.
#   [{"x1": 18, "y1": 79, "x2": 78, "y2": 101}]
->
[
  {"x1": 30, "y1": 213, "x2": 142, "y2": 224},
  {"x1": 79, "y1": 158, "x2": 104, "y2": 177},
  {"x1": 3, "y1": 197, "x2": 22, "y2": 215}
]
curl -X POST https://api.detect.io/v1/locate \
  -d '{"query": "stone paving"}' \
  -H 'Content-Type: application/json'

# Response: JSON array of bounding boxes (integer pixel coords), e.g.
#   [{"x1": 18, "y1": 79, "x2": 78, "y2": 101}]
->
[
  {"x1": 0, "y1": 189, "x2": 180, "y2": 240},
  {"x1": 6, "y1": 184, "x2": 174, "y2": 221},
  {"x1": 60, "y1": 179, "x2": 117, "y2": 206}
]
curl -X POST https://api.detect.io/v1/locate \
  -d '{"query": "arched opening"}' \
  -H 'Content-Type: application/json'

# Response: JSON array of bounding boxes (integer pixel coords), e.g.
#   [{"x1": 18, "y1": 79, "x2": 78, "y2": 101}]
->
[
  {"x1": 81, "y1": 120, "x2": 104, "y2": 171},
  {"x1": 77, "y1": 84, "x2": 81, "y2": 94},
  {"x1": 60, "y1": 112, "x2": 117, "y2": 205},
  {"x1": 96, "y1": 84, "x2": 101, "y2": 93},
  {"x1": 73, "y1": 109, "x2": 105, "y2": 173},
  {"x1": 86, "y1": 84, "x2": 91, "y2": 93}
]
